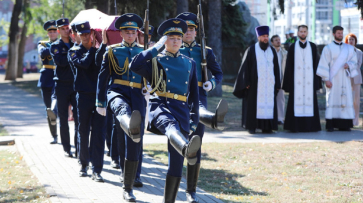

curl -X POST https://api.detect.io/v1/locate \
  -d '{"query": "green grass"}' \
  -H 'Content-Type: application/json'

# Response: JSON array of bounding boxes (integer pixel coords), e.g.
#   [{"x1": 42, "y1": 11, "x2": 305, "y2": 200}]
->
[
  {"x1": 144, "y1": 141, "x2": 363, "y2": 203},
  {"x1": 0, "y1": 149, "x2": 50, "y2": 202}
]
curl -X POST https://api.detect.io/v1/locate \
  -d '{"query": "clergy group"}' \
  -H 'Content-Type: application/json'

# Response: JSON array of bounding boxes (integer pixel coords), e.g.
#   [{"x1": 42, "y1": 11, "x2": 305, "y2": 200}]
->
[{"x1": 233, "y1": 25, "x2": 362, "y2": 134}]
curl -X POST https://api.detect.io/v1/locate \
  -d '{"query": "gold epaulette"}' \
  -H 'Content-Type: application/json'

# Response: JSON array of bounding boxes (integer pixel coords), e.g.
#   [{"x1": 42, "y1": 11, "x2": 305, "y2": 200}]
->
[{"x1": 107, "y1": 44, "x2": 121, "y2": 49}]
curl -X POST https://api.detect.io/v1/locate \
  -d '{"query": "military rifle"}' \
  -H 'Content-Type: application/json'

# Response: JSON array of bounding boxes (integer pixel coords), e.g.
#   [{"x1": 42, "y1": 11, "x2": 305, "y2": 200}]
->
[
  {"x1": 197, "y1": 0, "x2": 208, "y2": 83},
  {"x1": 143, "y1": 0, "x2": 149, "y2": 50}
]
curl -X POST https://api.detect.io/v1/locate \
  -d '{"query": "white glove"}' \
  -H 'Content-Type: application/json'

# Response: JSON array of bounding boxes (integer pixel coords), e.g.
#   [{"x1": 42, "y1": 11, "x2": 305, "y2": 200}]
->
[
  {"x1": 151, "y1": 36, "x2": 167, "y2": 51},
  {"x1": 96, "y1": 107, "x2": 106, "y2": 116},
  {"x1": 142, "y1": 85, "x2": 152, "y2": 96},
  {"x1": 203, "y1": 81, "x2": 212, "y2": 92}
]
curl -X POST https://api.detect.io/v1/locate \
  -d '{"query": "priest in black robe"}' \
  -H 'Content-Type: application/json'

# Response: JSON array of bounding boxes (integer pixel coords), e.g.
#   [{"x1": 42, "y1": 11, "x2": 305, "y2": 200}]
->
[
  {"x1": 282, "y1": 25, "x2": 322, "y2": 132},
  {"x1": 233, "y1": 26, "x2": 281, "y2": 134}
]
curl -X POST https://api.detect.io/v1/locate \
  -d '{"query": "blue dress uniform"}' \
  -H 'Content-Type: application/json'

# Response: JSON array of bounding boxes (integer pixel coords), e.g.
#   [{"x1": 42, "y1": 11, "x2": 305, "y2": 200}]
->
[
  {"x1": 96, "y1": 13, "x2": 145, "y2": 202},
  {"x1": 68, "y1": 21, "x2": 106, "y2": 181},
  {"x1": 96, "y1": 43, "x2": 119, "y2": 167},
  {"x1": 50, "y1": 18, "x2": 78, "y2": 157},
  {"x1": 37, "y1": 20, "x2": 58, "y2": 144},
  {"x1": 117, "y1": 24, "x2": 157, "y2": 188},
  {"x1": 129, "y1": 18, "x2": 201, "y2": 203},
  {"x1": 176, "y1": 12, "x2": 226, "y2": 203},
  {"x1": 69, "y1": 22, "x2": 81, "y2": 158}
]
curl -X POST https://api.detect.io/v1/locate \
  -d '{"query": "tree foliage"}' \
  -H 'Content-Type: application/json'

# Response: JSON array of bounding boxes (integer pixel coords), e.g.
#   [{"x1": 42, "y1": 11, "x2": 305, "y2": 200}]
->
[{"x1": 28, "y1": 0, "x2": 85, "y2": 39}]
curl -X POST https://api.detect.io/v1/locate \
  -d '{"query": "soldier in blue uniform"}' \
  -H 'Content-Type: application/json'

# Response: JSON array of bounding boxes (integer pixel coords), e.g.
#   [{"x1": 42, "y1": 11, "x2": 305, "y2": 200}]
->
[
  {"x1": 50, "y1": 18, "x2": 78, "y2": 158},
  {"x1": 70, "y1": 22, "x2": 81, "y2": 47},
  {"x1": 176, "y1": 12, "x2": 226, "y2": 203},
  {"x1": 95, "y1": 13, "x2": 145, "y2": 202},
  {"x1": 95, "y1": 28, "x2": 120, "y2": 169},
  {"x1": 68, "y1": 21, "x2": 106, "y2": 182},
  {"x1": 130, "y1": 18, "x2": 201, "y2": 203},
  {"x1": 69, "y1": 21, "x2": 81, "y2": 158},
  {"x1": 37, "y1": 20, "x2": 58, "y2": 144}
]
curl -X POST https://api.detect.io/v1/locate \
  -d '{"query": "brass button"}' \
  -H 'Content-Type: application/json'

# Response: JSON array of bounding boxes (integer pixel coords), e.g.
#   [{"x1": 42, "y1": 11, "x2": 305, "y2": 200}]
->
[
  {"x1": 190, "y1": 49, "x2": 193, "y2": 51},
  {"x1": 185, "y1": 81, "x2": 188, "y2": 84},
  {"x1": 174, "y1": 94, "x2": 179, "y2": 99},
  {"x1": 166, "y1": 68, "x2": 168, "y2": 71},
  {"x1": 168, "y1": 80, "x2": 170, "y2": 82},
  {"x1": 132, "y1": 76, "x2": 135, "y2": 79},
  {"x1": 129, "y1": 82, "x2": 134, "y2": 87}
]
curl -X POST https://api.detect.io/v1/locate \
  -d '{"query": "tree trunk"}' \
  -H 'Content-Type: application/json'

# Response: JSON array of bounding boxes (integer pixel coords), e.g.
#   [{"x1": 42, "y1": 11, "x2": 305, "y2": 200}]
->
[
  {"x1": 5, "y1": 0, "x2": 22, "y2": 81},
  {"x1": 177, "y1": 0, "x2": 188, "y2": 14},
  {"x1": 17, "y1": 24, "x2": 28, "y2": 78},
  {"x1": 207, "y1": 0, "x2": 222, "y2": 97}
]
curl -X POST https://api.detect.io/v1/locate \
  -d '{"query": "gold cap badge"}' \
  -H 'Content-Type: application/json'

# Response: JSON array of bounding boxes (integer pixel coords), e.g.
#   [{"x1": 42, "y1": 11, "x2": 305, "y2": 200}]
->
[{"x1": 173, "y1": 20, "x2": 180, "y2": 24}]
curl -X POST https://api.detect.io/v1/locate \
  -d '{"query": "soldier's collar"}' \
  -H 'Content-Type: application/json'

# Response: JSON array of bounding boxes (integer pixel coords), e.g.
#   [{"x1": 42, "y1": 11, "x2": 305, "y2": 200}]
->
[
  {"x1": 164, "y1": 50, "x2": 181, "y2": 58},
  {"x1": 122, "y1": 40, "x2": 137, "y2": 47},
  {"x1": 183, "y1": 40, "x2": 197, "y2": 48}
]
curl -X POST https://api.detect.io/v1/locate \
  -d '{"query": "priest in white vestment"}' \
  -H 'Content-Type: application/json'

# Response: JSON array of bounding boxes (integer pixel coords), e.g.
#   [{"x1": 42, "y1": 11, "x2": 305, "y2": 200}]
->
[
  {"x1": 233, "y1": 26, "x2": 281, "y2": 134},
  {"x1": 316, "y1": 26, "x2": 358, "y2": 131},
  {"x1": 283, "y1": 25, "x2": 322, "y2": 132}
]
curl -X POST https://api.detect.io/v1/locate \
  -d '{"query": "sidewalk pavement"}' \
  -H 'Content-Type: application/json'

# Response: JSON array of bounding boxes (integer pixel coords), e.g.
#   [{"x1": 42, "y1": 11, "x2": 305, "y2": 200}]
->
[
  {"x1": 0, "y1": 83, "x2": 222, "y2": 203},
  {"x1": 0, "y1": 83, "x2": 362, "y2": 203}
]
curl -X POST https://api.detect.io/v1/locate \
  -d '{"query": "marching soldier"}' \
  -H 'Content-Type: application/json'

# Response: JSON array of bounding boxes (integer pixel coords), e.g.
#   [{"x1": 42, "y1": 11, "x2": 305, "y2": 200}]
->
[
  {"x1": 130, "y1": 18, "x2": 201, "y2": 203},
  {"x1": 95, "y1": 13, "x2": 145, "y2": 202},
  {"x1": 68, "y1": 21, "x2": 106, "y2": 181},
  {"x1": 37, "y1": 20, "x2": 58, "y2": 144},
  {"x1": 50, "y1": 18, "x2": 78, "y2": 158},
  {"x1": 176, "y1": 12, "x2": 226, "y2": 203},
  {"x1": 118, "y1": 24, "x2": 156, "y2": 188},
  {"x1": 95, "y1": 28, "x2": 120, "y2": 169},
  {"x1": 69, "y1": 21, "x2": 81, "y2": 158}
]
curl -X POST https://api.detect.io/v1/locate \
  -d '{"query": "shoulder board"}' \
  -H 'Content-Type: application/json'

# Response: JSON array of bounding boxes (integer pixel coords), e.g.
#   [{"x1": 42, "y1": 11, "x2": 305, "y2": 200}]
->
[
  {"x1": 107, "y1": 44, "x2": 122, "y2": 49},
  {"x1": 206, "y1": 46, "x2": 212, "y2": 50},
  {"x1": 70, "y1": 46, "x2": 81, "y2": 51}
]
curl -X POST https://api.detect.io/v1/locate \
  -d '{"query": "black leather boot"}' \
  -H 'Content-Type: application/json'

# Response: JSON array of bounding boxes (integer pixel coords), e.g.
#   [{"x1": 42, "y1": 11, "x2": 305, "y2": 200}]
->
[
  {"x1": 47, "y1": 108, "x2": 57, "y2": 125},
  {"x1": 47, "y1": 118, "x2": 58, "y2": 144},
  {"x1": 163, "y1": 174, "x2": 181, "y2": 203},
  {"x1": 199, "y1": 99, "x2": 228, "y2": 131},
  {"x1": 118, "y1": 110, "x2": 141, "y2": 143},
  {"x1": 123, "y1": 159, "x2": 138, "y2": 202},
  {"x1": 167, "y1": 130, "x2": 201, "y2": 165},
  {"x1": 186, "y1": 163, "x2": 201, "y2": 203}
]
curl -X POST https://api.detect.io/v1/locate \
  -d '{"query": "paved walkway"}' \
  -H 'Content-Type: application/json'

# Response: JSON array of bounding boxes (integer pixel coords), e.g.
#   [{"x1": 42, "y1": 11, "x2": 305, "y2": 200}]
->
[
  {"x1": 0, "y1": 83, "x2": 221, "y2": 203},
  {"x1": 0, "y1": 82, "x2": 362, "y2": 203}
]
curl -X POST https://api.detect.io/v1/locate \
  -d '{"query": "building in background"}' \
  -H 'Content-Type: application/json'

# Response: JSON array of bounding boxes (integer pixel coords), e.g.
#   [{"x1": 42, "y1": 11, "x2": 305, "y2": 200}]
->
[
  {"x1": 267, "y1": 0, "x2": 345, "y2": 45},
  {"x1": 242, "y1": 0, "x2": 268, "y2": 25},
  {"x1": 0, "y1": 0, "x2": 41, "y2": 71},
  {"x1": 0, "y1": 0, "x2": 14, "y2": 69},
  {"x1": 341, "y1": 0, "x2": 363, "y2": 43}
]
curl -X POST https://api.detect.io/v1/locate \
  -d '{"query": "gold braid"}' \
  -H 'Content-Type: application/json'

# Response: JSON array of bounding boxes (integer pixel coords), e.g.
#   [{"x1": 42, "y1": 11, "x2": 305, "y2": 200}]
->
[
  {"x1": 108, "y1": 47, "x2": 129, "y2": 76},
  {"x1": 145, "y1": 57, "x2": 166, "y2": 93}
]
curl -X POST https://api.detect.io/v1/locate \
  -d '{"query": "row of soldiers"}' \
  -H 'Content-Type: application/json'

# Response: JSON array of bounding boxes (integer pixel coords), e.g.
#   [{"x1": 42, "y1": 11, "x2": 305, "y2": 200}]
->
[
  {"x1": 37, "y1": 12, "x2": 227, "y2": 203},
  {"x1": 234, "y1": 25, "x2": 361, "y2": 133}
]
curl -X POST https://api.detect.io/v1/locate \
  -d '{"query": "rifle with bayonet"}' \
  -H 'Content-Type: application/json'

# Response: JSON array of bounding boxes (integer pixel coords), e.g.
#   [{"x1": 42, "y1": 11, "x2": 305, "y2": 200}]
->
[
  {"x1": 143, "y1": 0, "x2": 149, "y2": 50},
  {"x1": 197, "y1": 0, "x2": 208, "y2": 83}
]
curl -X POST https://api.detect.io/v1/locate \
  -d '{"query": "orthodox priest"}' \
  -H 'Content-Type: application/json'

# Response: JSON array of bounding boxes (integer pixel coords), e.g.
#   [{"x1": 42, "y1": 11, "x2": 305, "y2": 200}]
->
[
  {"x1": 282, "y1": 25, "x2": 322, "y2": 132},
  {"x1": 233, "y1": 26, "x2": 280, "y2": 134},
  {"x1": 316, "y1": 26, "x2": 358, "y2": 132}
]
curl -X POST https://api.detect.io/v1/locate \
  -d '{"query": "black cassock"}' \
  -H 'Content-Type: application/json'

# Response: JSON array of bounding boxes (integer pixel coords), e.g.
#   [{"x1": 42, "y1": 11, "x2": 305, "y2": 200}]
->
[
  {"x1": 233, "y1": 44, "x2": 280, "y2": 131},
  {"x1": 282, "y1": 42, "x2": 322, "y2": 132}
]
